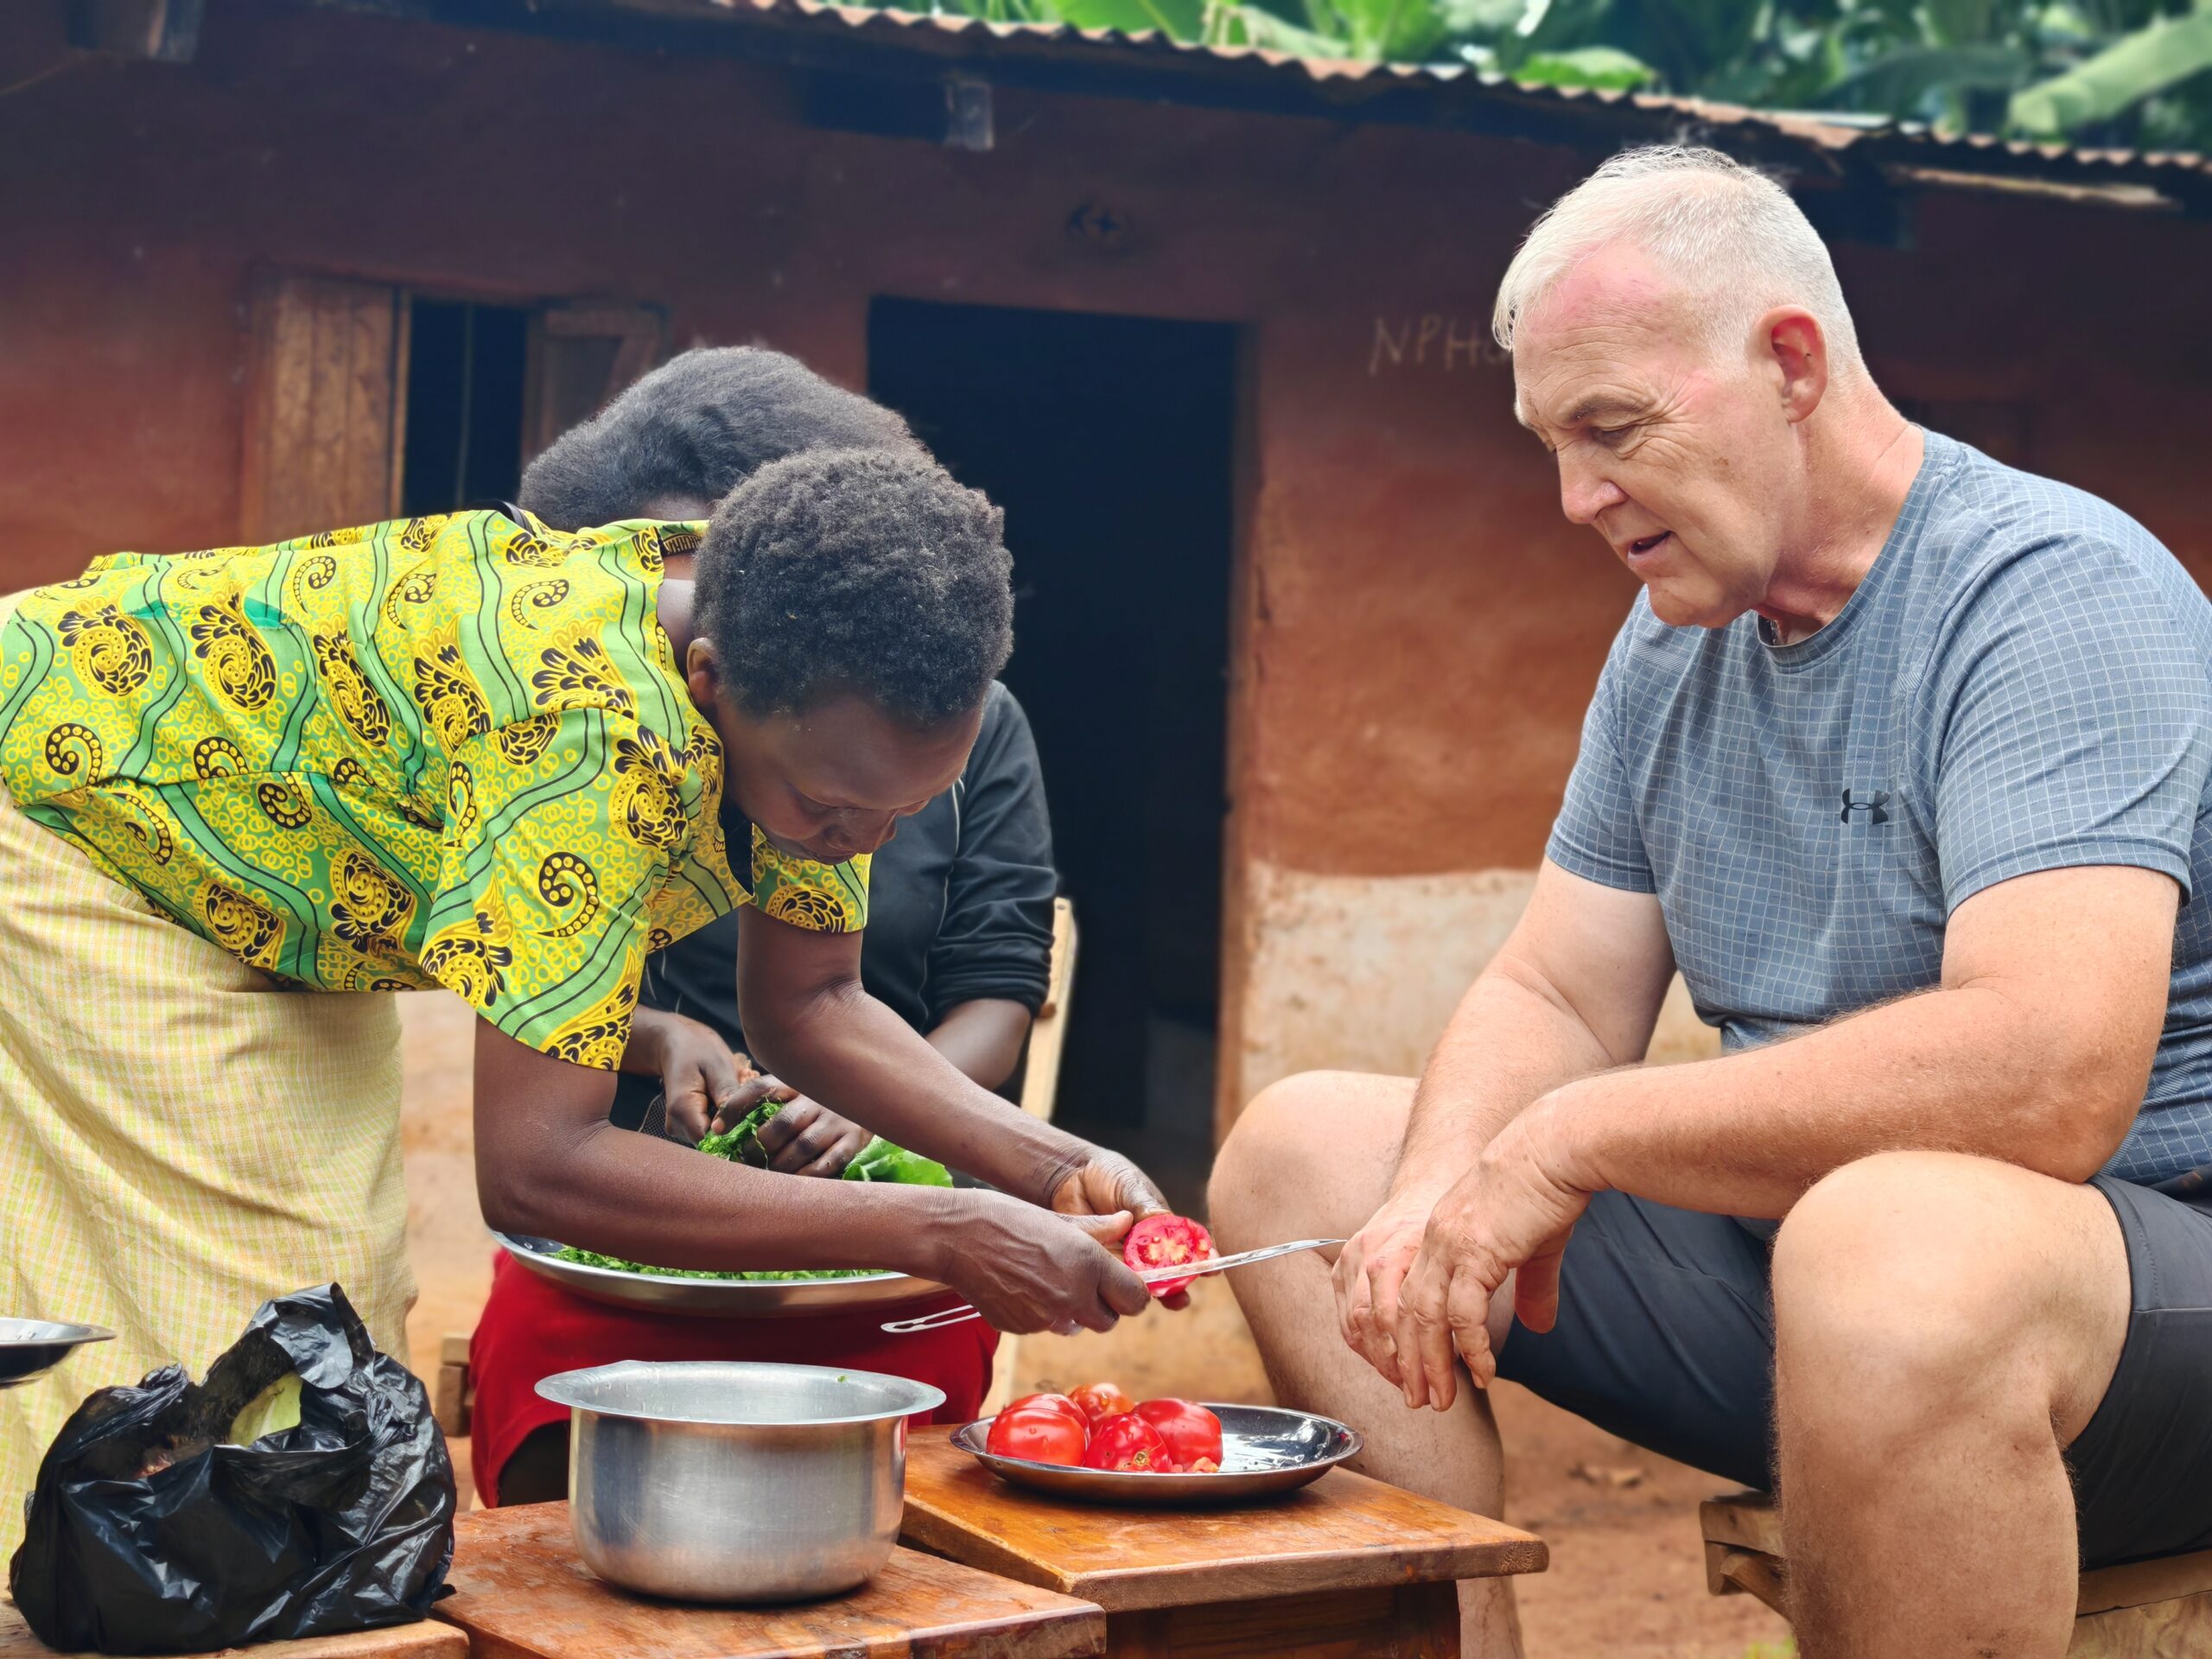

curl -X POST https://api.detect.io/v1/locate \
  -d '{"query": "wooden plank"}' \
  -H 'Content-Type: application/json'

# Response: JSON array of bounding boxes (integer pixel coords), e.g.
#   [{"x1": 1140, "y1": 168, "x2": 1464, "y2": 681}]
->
[
  {"x1": 1701, "y1": 1545, "x2": 1789, "y2": 1619},
  {"x1": 1701, "y1": 1490, "x2": 2212, "y2": 1623},
  {"x1": 1699, "y1": 1491, "x2": 1783, "y2": 1557},
  {"x1": 1104, "y1": 1581, "x2": 1458, "y2": 1658},
  {"x1": 387, "y1": 295, "x2": 412, "y2": 524},
  {"x1": 520, "y1": 302, "x2": 665, "y2": 463},
  {"x1": 1, "y1": 1602, "x2": 464, "y2": 1659},
  {"x1": 900, "y1": 1426, "x2": 1544, "y2": 1615},
  {"x1": 241, "y1": 273, "x2": 401, "y2": 544},
  {"x1": 439, "y1": 1503, "x2": 1103, "y2": 1659},
  {"x1": 1017, "y1": 899, "x2": 1077, "y2": 1122},
  {"x1": 432, "y1": 1361, "x2": 470, "y2": 1439},
  {"x1": 2069, "y1": 1590, "x2": 2212, "y2": 1658},
  {"x1": 989, "y1": 900, "x2": 1078, "y2": 1414},
  {"x1": 2077, "y1": 1548, "x2": 2212, "y2": 1617}
]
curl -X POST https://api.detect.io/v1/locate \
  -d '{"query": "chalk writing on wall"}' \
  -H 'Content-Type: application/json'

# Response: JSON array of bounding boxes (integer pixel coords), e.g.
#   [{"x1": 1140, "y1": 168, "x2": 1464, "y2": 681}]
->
[{"x1": 1369, "y1": 315, "x2": 1501, "y2": 375}]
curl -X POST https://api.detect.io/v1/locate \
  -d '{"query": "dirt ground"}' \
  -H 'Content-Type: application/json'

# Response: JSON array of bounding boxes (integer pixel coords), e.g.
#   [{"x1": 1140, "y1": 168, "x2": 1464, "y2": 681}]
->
[{"x1": 400, "y1": 993, "x2": 1792, "y2": 1658}]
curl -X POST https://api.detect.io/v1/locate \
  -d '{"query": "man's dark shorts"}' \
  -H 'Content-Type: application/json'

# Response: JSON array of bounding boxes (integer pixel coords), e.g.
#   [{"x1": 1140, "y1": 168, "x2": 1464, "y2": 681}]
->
[{"x1": 1494, "y1": 1175, "x2": 2212, "y2": 1568}]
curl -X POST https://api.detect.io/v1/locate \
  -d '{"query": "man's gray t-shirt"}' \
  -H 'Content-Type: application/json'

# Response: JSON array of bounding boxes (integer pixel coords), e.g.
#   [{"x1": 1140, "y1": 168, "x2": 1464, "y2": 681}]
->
[{"x1": 1548, "y1": 430, "x2": 2212, "y2": 1187}]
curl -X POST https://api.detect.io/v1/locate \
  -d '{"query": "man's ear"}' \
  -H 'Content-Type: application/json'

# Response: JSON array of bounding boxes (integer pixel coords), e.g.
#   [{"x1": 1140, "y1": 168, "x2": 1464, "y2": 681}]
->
[{"x1": 1761, "y1": 306, "x2": 1829, "y2": 426}]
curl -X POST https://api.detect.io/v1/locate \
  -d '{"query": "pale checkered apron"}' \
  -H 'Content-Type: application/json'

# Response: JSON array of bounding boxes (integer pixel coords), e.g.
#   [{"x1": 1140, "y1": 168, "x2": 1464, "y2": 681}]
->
[{"x1": 0, "y1": 599, "x2": 411, "y2": 1558}]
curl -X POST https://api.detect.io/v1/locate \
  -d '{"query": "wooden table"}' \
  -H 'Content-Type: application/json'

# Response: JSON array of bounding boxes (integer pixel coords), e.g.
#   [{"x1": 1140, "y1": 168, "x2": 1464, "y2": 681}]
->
[
  {"x1": 1, "y1": 1602, "x2": 465, "y2": 1659},
  {"x1": 899, "y1": 1427, "x2": 1546, "y2": 1657},
  {"x1": 435, "y1": 1503, "x2": 1106, "y2": 1659}
]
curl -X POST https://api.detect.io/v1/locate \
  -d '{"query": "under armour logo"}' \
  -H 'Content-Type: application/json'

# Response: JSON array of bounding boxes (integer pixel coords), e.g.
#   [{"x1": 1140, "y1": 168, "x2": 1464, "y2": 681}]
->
[{"x1": 1840, "y1": 789, "x2": 1891, "y2": 826}]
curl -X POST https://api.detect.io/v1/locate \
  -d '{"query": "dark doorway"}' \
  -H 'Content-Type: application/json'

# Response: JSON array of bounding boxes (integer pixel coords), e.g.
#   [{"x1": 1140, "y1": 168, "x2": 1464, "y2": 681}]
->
[
  {"x1": 868, "y1": 298, "x2": 1238, "y2": 1213},
  {"x1": 399, "y1": 298, "x2": 531, "y2": 516}
]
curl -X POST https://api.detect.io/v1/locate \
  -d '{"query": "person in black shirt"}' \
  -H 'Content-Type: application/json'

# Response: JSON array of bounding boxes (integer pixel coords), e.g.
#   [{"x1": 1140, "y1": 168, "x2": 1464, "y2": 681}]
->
[{"x1": 466, "y1": 348, "x2": 1060, "y2": 1506}]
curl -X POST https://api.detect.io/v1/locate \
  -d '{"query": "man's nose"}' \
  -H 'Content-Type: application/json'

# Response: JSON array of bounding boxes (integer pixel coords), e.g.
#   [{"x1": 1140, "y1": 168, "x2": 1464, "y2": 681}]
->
[{"x1": 1558, "y1": 455, "x2": 1625, "y2": 526}]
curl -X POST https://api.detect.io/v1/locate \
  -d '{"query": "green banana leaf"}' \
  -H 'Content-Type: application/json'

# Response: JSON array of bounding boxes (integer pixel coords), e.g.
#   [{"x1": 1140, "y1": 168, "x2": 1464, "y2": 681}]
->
[
  {"x1": 2010, "y1": 3, "x2": 2212, "y2": 134},
  {"x1": 1053, "y1": 0, "x2": 1206, "y2": 38},
  {"x1": 1516, "y1": 44, "x2": 1656, "y2": 86}
]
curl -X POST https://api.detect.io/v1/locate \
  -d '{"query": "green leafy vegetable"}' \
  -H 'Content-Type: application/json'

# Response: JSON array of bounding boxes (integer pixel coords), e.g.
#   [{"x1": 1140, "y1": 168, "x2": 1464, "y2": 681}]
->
[
  {"x1": 697, "y1": 1096, "x2": 783, "y2": 1166},
  {"x1": 843, "y1": 1137, "x2": 955, "y2": 1186},
  {"x1": 554, "y1": 1115, "x2": 951, "y2": 1279},
  {"x1": 227, "y1": 1371, "x2": 302, "y2": 1445},
  {"x1": 551, "y1": 1247, "x2": 875, "y2": 1281}
]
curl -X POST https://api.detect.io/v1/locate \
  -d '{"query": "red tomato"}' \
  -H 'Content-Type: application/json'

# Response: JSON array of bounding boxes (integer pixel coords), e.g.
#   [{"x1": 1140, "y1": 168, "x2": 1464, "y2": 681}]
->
[
  {"x1": 1081, "y1": 1412, "x2": 1170, "y2": 1472},
  {"x1": 1124, "y1": 1214, "x2": 1216, "y2": 1298},
  {"x1": 1007, "y1": 1393, "x2": 1089, "y2": 1436},
  {"x1": 1070, "y1": 1382, "x2": 1135, "y2": 1425},
  {"x1": 986, "y1": 1406, "x2": 1088, "y2": 1466},
  {"x1": 1134, "y1": 1399, "x2": 1224, "y2": 1471}
]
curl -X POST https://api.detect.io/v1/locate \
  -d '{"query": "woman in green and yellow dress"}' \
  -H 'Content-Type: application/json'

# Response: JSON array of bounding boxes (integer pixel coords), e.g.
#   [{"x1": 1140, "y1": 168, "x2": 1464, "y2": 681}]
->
[{"x1": 0, "y1": 442, "x2": 1161, "y2": 1550}]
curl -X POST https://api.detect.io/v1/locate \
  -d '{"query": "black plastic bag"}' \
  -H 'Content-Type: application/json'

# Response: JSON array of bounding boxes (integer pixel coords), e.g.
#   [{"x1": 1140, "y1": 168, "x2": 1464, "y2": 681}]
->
[{"x1": 9, "y1": 1284, "x2": 455, "y2": 1655}]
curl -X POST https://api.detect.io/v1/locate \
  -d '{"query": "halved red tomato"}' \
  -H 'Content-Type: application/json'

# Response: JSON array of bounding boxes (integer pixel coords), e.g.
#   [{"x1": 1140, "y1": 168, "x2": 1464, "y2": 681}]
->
[
  {"x1": 1134, "y1": 1398, "x2": 1224, "y2": 1471},
  {"x1": 1082, "y1": 1411, "x2": 1170, "y2": 1472},
  {"x1": 1070, "y1": 1382, "x2": 1135, "y2": 1426},
  {"x1": 1124, "y1": 1214, "x2": 1216, "y2": 1298},
  {"x1": 986, "y1": 1406, "x2": 1088, "y2": 1466}
]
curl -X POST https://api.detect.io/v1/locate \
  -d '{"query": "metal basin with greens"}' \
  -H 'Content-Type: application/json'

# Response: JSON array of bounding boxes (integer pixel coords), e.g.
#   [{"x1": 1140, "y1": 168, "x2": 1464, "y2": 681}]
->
[
  {"x1": 495, "y1": 1234, "x2": 950, "y2": 1317},
  {"x1": 503, "y1": 1096, "x2": 956, "y2": 1315}
]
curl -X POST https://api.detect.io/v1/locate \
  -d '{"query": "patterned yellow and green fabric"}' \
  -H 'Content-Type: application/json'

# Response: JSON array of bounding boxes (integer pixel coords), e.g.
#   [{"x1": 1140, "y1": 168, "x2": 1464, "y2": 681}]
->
[{"x1": 0, "y1": 511, "x2": 869, "y2": 1065}]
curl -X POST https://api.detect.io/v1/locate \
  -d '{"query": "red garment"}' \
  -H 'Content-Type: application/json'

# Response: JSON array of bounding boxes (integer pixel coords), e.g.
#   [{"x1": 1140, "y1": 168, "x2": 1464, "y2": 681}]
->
[{"x1": 468, "y1": 1250, "x2": 996, "y2": 1506}]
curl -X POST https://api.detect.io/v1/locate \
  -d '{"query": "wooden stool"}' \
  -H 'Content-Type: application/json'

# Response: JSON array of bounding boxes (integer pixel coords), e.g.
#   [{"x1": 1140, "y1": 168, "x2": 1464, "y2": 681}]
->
[
  {"x1": 899, "y1": 1425, "x2": 1545, "y2": 1656},
  {"x1": 436, "y1": 1503, "x2": 1105, "y2": 1659},
  {"x1": 1703, "y1": 1490, "x2": 2212, "y2": 1655},
  {"x1": 2, "y1": 1600, "x2": 466, "y2": 1659}
]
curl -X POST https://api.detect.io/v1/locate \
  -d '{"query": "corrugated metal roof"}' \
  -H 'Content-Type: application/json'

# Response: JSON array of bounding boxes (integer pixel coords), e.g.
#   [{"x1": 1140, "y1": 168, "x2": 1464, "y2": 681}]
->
[{"x1": 378, "y1": 0, "x2": 2212, "y2": 200}]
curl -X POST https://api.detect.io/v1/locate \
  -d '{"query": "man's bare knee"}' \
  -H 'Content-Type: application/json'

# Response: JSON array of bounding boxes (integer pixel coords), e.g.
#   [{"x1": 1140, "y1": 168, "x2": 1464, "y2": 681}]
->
[
  {"x1": 1774, "y1": 1150, "x2": 2123, "y2": 1446},
  {"x1": 1209, "y1": 1070, "x2": 1410, "y2": 1252}
]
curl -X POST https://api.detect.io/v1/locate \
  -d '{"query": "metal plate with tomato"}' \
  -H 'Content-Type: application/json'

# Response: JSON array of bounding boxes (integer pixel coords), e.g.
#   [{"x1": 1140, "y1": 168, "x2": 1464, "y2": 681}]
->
[{"x1": 953, "y1": 1403, "x2": 1363, "y2": 1505}]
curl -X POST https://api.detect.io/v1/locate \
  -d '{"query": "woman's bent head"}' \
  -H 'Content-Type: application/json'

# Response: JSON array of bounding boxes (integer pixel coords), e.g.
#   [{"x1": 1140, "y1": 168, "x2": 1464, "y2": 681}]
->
[{"x1": 685, "y1": 448, "x2": 1014, "y2": 865}]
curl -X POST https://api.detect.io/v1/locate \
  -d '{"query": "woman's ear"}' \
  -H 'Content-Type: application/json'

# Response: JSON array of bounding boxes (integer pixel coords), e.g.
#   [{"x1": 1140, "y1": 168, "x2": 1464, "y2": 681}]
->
[{"x1": 685, "y1": 636, "x2": 723, "y2": 709}]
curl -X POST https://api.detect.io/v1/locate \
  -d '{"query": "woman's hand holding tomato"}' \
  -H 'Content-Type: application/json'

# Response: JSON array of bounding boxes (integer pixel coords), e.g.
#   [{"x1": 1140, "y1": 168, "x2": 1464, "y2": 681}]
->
[
  {"x1": 1123, "y1": 1214, "x2": 1215, "y2": 1298},
  {"x1": 1046, "y1": 1158, "x2": 1193, "y2": 1311}
]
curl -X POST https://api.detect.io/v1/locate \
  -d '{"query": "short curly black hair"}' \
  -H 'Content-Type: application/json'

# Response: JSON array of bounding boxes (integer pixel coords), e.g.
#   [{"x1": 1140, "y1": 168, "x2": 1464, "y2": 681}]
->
[
  {"x1": 517, "y1": 346, "x2": 923, "y2": 529},
  {"x1": 696, "y1": 448, "x2": 1014, "y2": 726}
]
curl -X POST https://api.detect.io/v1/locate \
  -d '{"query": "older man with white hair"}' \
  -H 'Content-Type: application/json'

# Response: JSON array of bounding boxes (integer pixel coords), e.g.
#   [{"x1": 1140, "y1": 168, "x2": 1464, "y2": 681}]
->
[{"x1": 1213, "y1": 145, "x2": 2212, "y2": 1657}]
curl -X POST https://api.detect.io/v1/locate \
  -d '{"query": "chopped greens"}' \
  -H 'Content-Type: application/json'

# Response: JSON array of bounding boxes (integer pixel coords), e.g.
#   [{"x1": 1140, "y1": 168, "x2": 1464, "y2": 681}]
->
[
  {"x1": 553, "y1": 1107, "x2": 951, "y2": 1280},
  {"x1": 550, "y1": 1248, "x2": 876, "y2": 1281}
]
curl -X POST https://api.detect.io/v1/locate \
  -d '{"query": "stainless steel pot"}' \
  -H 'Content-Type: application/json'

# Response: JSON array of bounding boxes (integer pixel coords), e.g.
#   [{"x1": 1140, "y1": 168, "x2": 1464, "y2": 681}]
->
[{"x1": 536, "y1": 1360, "x2": 944, "y2": 1603}]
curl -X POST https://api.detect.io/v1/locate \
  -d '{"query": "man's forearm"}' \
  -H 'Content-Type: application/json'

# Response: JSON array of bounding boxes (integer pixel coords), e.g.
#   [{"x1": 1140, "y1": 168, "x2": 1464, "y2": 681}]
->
[
  {"x1": 1549, "y1": 984, "x2": 2139, "y2": 1220},
  {"x1": 748, "y1": 981, "x2": 1085, "y2": 1204},
  {"x1": 1390, "y1": 960, "x2": 1624, "y2": 1205}
]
